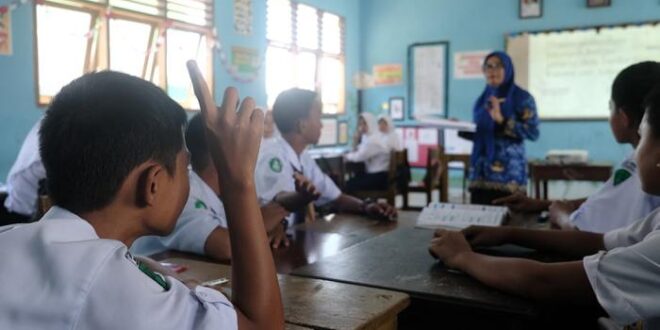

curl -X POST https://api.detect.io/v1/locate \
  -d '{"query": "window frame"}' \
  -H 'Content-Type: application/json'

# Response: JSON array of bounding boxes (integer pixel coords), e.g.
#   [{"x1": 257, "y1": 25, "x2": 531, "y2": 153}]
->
[
  {"x1": 266, "y1": 0, "x2": 346, "y2": 115},
  {"x1": 33, "y1": 0, "x2": 214, "y2": 110}
]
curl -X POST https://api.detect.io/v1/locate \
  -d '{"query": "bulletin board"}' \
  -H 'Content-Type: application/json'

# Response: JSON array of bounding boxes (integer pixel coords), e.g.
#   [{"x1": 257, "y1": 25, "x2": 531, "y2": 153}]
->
[
  {"x1": 395, "y1": 126, "x2": 439, "y2": 167},
  {"x1": 407, "y1": 41, "x2": 449, "y2": 120}
]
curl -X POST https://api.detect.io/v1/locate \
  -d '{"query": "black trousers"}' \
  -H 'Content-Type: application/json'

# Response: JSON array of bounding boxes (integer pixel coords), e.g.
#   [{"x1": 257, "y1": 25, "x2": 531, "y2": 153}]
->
[
  {"x1": 469, "y1": 188, "x2": 512, "y2": 205},
  {"x1": 346, "y1": 171, "x2": 389, "y2": 193}
]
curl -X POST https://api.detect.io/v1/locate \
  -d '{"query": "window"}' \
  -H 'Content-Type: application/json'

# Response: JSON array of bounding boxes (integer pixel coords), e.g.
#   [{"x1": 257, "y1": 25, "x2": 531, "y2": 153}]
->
[
  {"x1": 266, "y1": 0, "x2": 345, "y2": 114},
  {"x1": 35, "y1": 0, "x2": 214, "y2": 109}
]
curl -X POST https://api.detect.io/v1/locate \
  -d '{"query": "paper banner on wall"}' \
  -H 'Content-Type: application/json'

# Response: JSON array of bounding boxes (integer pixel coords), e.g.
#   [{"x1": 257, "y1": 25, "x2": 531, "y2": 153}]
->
[
  {"x1": 338, "y1": 122, "x2": 349, "y2": 144},
  {"x1": 454, "y1": 50, "x2": 490, "y2": 79},
  {"x1": 231, "y1": 46, "x2": 260, "y2": 75},
  {"x1": 0, "y1": 10, "x2": 12, "y2": 56},
  {"x1": 373, "y1": 64, "x2": 403, "y2": 86},
  {"x1": 233, "y1": 0, "x2": 252, "y2": 36}
]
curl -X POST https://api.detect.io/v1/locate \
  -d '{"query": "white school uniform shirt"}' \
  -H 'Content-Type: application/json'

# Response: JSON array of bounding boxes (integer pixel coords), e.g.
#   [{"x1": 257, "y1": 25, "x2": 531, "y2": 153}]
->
[
  {"x1": 255, "y1": 137, "x2": 341, "y2": 209},
  {"x1": 570, "y1": 152, "x2": 660, "y2": 233},
  {"x1": 131, "y1": 170, "x2": 227, "y2": 256},
  {"x1": 0, "y1": 206, "x2": 237, "y2": 330},
  {"x1": 583, "y1": 207, "x2": 660, "y2": 329},
  {"x1": 4, "y1": 119, "x2": 45, "y2": 216},
  {"x1": 345, "y1": 135, "x2": 390, "y2": 173}
]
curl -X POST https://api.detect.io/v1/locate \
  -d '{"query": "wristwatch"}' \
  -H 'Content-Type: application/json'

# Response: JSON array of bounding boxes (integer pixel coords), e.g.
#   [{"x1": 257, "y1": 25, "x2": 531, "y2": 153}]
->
[{"x1": 361, "y1": 198, "x2": 375, "y2": 213}]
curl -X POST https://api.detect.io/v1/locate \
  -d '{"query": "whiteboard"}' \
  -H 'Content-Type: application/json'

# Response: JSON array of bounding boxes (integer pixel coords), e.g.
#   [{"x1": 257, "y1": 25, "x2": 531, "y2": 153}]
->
[
  {"x1": 408, "y1": 42, "x2": 449, "y2": 119},
  {"x1": 507, "y1": 23, "x2": 660, "y2": 120}
]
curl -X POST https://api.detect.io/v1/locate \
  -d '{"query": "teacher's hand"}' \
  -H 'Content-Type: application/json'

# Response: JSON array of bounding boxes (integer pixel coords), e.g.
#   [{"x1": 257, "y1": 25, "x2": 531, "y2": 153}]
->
[{"x1": 487, "y1": 96, "x2": 505, "y2": 124}]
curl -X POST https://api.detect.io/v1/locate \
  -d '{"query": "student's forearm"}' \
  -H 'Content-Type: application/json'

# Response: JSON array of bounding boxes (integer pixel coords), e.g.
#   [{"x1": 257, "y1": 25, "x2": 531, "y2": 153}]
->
[
  {"x1": 507, "y1": 228, "x2": 604, "y2": 257},
  {"x1": 274, "y1": 191, "x2": 310, "y2": 212},
  {"x1": 455, "y1": 253, "x2": 598, "y2": 305},
  {"x1": 331, "y1": 194, "x2": 365, "y2": 214},
  {"x1": 566, "y1": 198, "x2": 587, "y2": 210},
  {"x1": 222, "y1": 183, "x2": 284, "y2": 328},
  {"x1": 203, "y1": 227, "x2": 232, "y2": 262}
]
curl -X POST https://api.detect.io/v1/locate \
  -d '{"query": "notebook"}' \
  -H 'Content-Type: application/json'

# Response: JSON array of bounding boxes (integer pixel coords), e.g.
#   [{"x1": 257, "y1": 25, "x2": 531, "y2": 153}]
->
[{"x1": 416, "y1": 202, "x2": 507, "y2": 230}]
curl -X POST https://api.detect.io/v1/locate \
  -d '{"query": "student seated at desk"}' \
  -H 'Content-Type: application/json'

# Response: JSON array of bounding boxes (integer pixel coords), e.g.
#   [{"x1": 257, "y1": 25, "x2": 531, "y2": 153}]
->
[
  {"x1": 255, "y1": 88, "x2": 397, "y2": 223},
  {"x1": 494, "y1": 61, "x2": 660, "y2": 233},
  {"x1": 345, "y1": 113, "x2": 391, "y2": 192},
  {"x1": 430, "y1": 86, "x2": 660, "y2": 329},
  {"x1": 0, "y1": 69, "x2": 284, "y2": 329},
  {"x1": 3, "y1": 117, "x2": 45, "y2": 221},
  {"x1": 378, "y1": 114, "x2": 402, "y2": 151},
  {"x1": 131, "y1": 114, "x2": 294, "y2": 259}
]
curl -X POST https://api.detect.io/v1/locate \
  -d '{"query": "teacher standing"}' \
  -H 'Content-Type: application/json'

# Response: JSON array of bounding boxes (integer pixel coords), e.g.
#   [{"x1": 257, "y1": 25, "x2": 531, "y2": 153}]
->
[{"x1": 469, "y1": 51, "x2": 540, "y2": 205}]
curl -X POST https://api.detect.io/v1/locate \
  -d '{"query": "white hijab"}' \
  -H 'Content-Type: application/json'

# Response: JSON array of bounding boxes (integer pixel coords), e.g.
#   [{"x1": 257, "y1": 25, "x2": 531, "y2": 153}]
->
[{"x1": 378, "y1": 115, "x2": 402, "y2": 151}]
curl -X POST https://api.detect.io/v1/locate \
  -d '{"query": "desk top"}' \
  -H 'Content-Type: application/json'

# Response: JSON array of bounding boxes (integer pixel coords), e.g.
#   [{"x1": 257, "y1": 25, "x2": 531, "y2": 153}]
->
[
  {"x1": 164, "y1": 257, "x2": 410, "y2": 330},
  {"x1": 291, "y1": 227, "x2": 538, "y2": 318}
]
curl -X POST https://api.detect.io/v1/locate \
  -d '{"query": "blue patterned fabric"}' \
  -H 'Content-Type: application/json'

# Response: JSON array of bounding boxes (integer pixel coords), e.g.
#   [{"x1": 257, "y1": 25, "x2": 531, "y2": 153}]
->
[{"x1": 469, "y1": 52, "x2": 540, "y2": 192}]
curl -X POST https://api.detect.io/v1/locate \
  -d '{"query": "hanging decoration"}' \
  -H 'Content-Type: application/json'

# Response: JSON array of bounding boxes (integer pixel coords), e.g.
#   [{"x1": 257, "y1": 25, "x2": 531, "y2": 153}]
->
[{"x1": 208, "y1": 29, "x2": 265, "y2": 84}]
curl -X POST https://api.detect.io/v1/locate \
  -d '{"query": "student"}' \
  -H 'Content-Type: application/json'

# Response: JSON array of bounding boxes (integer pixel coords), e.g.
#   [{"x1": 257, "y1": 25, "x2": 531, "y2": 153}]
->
[
  {"x1": 378, "y1": 114, "x2": 402, "y2": 151},
  {"x1": 131, "y1": 114, "x2": 293, "y2": 259},
  {"x1": 255, "y1": 88, "x2": 397, "y2": 223},
  {"x1": 494, "y1": 61, "x2": 660, "y2": 233},
  {"x1": 345, "y1": 113, "x2": 391, "y2": 193},
  {"x1": 0, "y1": 69, "x2": 283, "y2": 329},
  {"x1": 429, "y1": 85, "x2": 660, "y2": 329},
  {"x1": 263, "y1": 109, "x2": 279, "y2": 140},
  {"x1": 3, "y1": 117, "x2": 45, "y2": 220}
]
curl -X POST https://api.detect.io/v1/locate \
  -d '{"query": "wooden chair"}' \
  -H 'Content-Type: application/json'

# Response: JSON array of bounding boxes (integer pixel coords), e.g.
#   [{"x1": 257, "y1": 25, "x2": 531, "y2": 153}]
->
[
  {"x1": 404, "y1": 147, "x2": 443, "y2": 209},
  {"x1": 440, "y1": 153, "x2": 471, "y2": 203},
  {"x1": 349, "y1": 149, "x2": 410, "y2": 206}
]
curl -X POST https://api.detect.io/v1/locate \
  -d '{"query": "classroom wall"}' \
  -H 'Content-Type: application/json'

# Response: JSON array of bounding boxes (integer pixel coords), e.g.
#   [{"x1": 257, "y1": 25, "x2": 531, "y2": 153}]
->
[
  {"x1": 359, "y1": 0, "x2": 660, "y2": 165},
  {"x1": 0, "y1": 0, "x2": 360, "y2": 181}
]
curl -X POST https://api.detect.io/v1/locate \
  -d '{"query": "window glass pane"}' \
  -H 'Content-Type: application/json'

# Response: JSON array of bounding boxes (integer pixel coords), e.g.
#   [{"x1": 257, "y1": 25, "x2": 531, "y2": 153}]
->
[
  {"x1": 36, "y1": 5, "x2": 91, "y2": 98},
  {"x1": 322, "y1": 13, "x2": 341, "y2": 54},
  {"x1": 266, "y1": 0, "x2": 291, "y2": 43},
  {"x1": 320, "y1": 56, "x2": 342, "y2": 108},
  {"x1": 266, "y1": 46, "x2": 294, "y2": 107},
  {"x1": 166, "y1": 29, "x2": 208, "y2": 109},
  {"x1": 296, "y1": 4, "x2": 318, "y2": 50},
  {"x1": 296, "y1": 52, "x2": 316, "y2": 91},
  {"x1": 109, "y1": 18, "x2": 151, "y2": 78}
]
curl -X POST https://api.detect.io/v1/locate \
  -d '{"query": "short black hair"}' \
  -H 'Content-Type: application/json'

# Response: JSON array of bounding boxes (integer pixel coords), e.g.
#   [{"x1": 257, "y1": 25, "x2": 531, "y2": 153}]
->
[
  {"x1": 612, "y1": 61, "x2": 660, "y2": 129},
  {"x1": 40, "y1": 71, "x2": 187, "y2": 214},
  {"x1": 185, "y1": 113, "x2": 210, "y2": 172},
  {"x1": 643, "y1": 85, "x2": 660, "y2": 139},
  {"x1": 272, "y1": 88, "x2": 319, "y2": 134}
]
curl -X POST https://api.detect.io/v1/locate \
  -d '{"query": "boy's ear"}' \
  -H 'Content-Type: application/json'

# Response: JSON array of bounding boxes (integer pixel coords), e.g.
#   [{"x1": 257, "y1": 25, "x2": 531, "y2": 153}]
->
[
  {"x1": 296, "y1": 119, "x2": 305, "y2": 134},
  {"x1": 618, "y1": 108, "x2": 633, "y2": 129},
  {"x1": 135, "y1": 164, "x2": 163, "y2": 208}
]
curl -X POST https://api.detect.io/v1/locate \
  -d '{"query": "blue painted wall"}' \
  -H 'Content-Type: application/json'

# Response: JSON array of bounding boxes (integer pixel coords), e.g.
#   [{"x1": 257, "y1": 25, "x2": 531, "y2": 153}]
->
[
  {"x1": 359, "y1": 0, "x2": 660, "y2": 165},
  {"x1": 0, "y1": 0, "x2": 360, "y2": 180}
]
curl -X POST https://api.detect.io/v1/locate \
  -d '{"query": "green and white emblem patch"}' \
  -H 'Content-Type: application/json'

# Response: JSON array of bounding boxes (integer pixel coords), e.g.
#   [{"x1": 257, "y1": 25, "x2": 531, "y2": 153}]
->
[
  {"x1": 269, "y1": 157, "x2": 283, "y2": 173},
  {"x1": 613, "y1": 169, "x2": 631, "y2": 186},
  {"x1": 195, "y1": 199, "x2": 207, "y2": 210}
]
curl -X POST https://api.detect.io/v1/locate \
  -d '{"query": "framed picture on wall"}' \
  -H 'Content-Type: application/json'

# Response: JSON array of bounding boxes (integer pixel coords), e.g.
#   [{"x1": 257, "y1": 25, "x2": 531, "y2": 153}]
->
[
  {"x1": 389, "y1": 97, "x2": 405, "y2": 121},
  {"x1": 408, "y1": 41, "x2": 449, "y2": 120},
  {"x1": 519, "y1": 0, "x2": 543, "y2": 19},
  {"x1": 587, "y1": 0, "x2": 611, "y2": 8}
]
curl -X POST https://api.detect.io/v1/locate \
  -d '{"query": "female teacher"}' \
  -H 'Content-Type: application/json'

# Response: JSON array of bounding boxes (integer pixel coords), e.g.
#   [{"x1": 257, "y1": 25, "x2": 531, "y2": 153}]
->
[{"x1": 469, "y1": 51, "x2": 539, "y2": 205}]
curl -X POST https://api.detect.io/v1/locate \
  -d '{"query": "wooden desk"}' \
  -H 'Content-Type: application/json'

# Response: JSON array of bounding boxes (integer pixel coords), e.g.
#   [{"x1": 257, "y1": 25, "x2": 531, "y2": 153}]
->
[
  {"x1": 163, "y1": 257, "x2": 410, "y2": 330},
  {"x1": 291, "y1": 228, "x2": 539, "y2": 326},
  {"x1": 528, "y1": 161, "x2": 613, "y2": 199}
]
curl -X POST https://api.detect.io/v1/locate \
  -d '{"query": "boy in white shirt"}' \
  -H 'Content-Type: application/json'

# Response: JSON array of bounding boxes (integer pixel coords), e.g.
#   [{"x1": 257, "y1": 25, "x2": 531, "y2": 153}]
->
[
  {"x1": 0, "y1": 67, "x2": 283, "y2": 329},
  {"x1": 430, "y1": 84, "x2": 660, "y2": 329},
  {"x1": 131, "y1": 114, "x2": 293, "y2": 259},
  {"x1": 495, "y1": 62, "x2": 660, "y2": 233},
  {"x1": 255, "y1": 88, "x2": 397, "y2": 224},
  {"x1": 3, "y1": 118, "x2": 45, "y2": 220}
]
